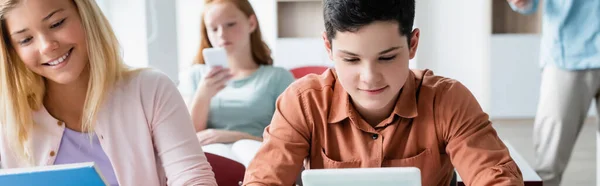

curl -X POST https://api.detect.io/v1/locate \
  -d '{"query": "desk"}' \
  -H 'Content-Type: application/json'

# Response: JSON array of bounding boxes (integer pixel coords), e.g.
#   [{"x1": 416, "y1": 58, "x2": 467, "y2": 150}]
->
[{"x1": 457, "y1": 140, "x2": 543, "y2": 186}]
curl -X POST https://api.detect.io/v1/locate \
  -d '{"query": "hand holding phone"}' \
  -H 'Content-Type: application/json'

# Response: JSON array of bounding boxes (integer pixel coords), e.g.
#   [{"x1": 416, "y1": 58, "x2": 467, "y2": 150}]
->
[
  {"x1": 203, "y1": 47, "x2": 229, "y2": 68},
  {"x1": 195, "y1": 66, "x2": 232, "y2": 100}
]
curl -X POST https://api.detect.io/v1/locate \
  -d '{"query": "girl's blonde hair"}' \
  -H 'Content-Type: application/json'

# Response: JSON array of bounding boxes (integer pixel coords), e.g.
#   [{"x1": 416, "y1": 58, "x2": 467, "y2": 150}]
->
[{"x1": 0, "y1": 0, "x2": 130, "y2": 166}]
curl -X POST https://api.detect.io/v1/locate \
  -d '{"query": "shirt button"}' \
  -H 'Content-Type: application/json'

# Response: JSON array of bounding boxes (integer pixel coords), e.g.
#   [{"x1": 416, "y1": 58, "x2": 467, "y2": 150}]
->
[
  {"x1": 49, "y1": 151, "x2": 56, "y2": 157},
  {"x1": 372, "y1": 134, "x2": 379, "y2": 140}
]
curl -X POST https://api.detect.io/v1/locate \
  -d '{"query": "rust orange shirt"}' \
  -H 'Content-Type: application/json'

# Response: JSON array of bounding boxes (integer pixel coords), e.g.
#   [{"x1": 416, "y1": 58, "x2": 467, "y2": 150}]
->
[{"x1": 244, "y1": 69, "x2": 523, "y2": 186}]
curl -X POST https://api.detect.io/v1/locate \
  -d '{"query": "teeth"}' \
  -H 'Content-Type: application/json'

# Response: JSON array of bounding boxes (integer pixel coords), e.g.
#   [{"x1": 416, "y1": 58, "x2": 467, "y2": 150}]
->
[{"x1": 47, "y1": 50, "x2": 70, "y2": 66}]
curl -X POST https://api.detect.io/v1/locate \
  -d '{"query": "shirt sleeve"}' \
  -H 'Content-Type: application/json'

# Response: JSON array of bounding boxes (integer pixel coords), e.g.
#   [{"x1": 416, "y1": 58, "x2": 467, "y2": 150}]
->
[
  {"x1": 435, "y1": 80, "x2": 524, "y2": 186},
  {"x1": 142, "y1": 70, "x2": 217, "y2": 186},
  {"x1": 243, "y1": 84, "x2": 311, "y2": 186}
]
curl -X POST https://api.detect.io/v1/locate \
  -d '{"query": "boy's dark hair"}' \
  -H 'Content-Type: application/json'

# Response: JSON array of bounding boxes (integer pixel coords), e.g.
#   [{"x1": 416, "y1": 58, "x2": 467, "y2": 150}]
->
[{"x1": 324, "y1": 0, "x2": 415, "y2": 44}]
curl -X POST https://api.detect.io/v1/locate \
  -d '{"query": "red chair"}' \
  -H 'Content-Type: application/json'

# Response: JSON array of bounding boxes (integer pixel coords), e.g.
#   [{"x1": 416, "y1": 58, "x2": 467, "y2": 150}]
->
[
  {"x1": 205, "y1": 152, "x2": 246, "y2": 186},
  {"x1": 290, "y1": 66, "x2": 329, "y2": 79}
]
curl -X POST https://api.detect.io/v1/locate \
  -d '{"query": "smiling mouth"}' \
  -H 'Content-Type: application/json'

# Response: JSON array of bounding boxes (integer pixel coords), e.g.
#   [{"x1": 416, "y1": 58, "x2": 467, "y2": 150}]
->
[
  {"x1": 42, "y1": 48, "x2": 73, "y2": 66},
  {"x1": 362, "y1": 86, "x2": 388, "y2": 92}
]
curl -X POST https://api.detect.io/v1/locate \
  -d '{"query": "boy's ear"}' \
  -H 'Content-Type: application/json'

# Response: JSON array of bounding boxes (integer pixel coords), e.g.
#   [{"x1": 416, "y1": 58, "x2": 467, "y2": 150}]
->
[
  {"x1": 408, "y1": 28, "x2": 420, "y2": 59},
  {"x1": 322, "y1": 32, "x2": 333, "y2": 61}
]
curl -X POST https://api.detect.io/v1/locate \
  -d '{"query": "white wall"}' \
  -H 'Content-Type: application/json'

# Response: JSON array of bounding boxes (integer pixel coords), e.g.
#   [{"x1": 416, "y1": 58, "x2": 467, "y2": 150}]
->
[
  {"x1": 490, "y1": 34, "x2": 542, "y2": 118},
  {"x1": 490, "y1": 34, "x2": 597, "y2": 118},
  {"x1": 100, "y1": 0, "x2": 179, "y2": 81},
  {"x1": 146, "y1": 0, "x2": 179, "y2": 81},
  {"x1": 248, "y1": 0, "x2": 277, "y2": 54},
  {"x1": 96, "y1": 0, "x2": 108, "y2": 12},
  {"x1": 414, "y1": 0, "x2": 492, "y2": 111},
  {"x1": 175, "y1": 0, "x2": 202, "y2": 72},
  {"x1": 274, "y1": 38, "x2": 333, "y2": 69},
  {"x1": 413, "y1": 2, "x2": 595, "y2": 118},
  {"x1": 101, "y1": 0, "x2": 149, "y2": 68}
]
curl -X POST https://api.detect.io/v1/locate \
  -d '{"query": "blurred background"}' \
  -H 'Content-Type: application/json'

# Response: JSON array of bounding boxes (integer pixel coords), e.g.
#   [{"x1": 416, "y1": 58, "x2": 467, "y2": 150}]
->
[{"x1": 96, "y1": 0, "x2": 596, "y2": 184}]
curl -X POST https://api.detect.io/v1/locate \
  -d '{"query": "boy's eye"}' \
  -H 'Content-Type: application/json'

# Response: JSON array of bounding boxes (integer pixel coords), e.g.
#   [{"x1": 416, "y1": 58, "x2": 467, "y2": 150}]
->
[
  {"x1": 343, "y1": 58, "x2": 360, "y2": 63},
  {"x1": 379, "y1": 55, "x2": 397, "y2": 61}
]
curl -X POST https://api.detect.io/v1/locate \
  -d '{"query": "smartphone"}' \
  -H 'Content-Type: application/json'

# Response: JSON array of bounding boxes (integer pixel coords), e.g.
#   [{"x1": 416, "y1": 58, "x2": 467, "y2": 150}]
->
[{"x1": 202, "y1": 47, "x2": 228, "y2": 68}]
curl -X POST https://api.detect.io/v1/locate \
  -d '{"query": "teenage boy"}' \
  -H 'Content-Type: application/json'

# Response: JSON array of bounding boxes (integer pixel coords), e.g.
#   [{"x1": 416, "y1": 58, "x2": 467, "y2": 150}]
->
[{"x1": 244, "y1": 0, "x2": 524, "y2": 185}]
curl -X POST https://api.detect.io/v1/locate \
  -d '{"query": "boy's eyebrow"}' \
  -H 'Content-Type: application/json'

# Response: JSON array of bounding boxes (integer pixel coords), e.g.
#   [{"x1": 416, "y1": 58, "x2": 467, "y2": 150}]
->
[
  {"x1": 378, "y1": 46, "x2": 401, "y2": 54},
  {"x1": 339, "y1": 50, "x2": 359, "y2": 56},
  {"x1": 338, "y1": 46, "x2": 402, "y2": 56}
]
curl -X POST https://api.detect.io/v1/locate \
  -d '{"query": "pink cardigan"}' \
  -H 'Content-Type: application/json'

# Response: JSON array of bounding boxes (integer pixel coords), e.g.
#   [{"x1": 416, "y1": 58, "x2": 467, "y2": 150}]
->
[{"x1": 0, "y1": 70, "x2": 217, "y2": 186}]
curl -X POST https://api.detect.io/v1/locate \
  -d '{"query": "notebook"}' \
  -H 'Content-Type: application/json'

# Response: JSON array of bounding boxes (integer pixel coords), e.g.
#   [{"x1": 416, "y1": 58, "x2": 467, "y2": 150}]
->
[
  {"x1": 201, "y1": 139, "x2": 263, "y2": 167},
  {"x1": 0, "y1": 162, "x2": 108, "y2": 186}
]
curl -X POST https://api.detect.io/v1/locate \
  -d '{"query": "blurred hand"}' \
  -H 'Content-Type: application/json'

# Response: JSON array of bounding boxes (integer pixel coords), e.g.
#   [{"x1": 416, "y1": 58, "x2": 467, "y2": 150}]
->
[
  {"x1": 507, "y1": 0, "x2": 531, "y2": 9},
  {"x1": 195, "y1": 66, "x2": 232, "y2": 101},
  {"x1": 196, "y1": 129, "x2": 242, "y2": 145}
]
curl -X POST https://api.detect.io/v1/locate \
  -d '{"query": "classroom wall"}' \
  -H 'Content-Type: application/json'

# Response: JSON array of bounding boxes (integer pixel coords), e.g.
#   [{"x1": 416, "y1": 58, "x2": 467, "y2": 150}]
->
[
  {"x1": 414, "y1": 0, "x2": 492, "y2": 112},
  {"x1": 103, "y1": 0, "x2": 597, "y2": 119}
]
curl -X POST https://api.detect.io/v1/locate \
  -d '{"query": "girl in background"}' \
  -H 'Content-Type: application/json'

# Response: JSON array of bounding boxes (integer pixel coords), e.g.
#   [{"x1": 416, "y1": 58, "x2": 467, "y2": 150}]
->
[{"x1": 178, "y1": 0, "x2": 295, "y2": 166}]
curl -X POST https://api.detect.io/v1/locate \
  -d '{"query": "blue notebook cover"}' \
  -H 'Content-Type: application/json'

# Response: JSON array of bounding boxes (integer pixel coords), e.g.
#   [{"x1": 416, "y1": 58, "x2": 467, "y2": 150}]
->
[{"x1": 0, "y1": 162, "x2": 108, "y2": 186}]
